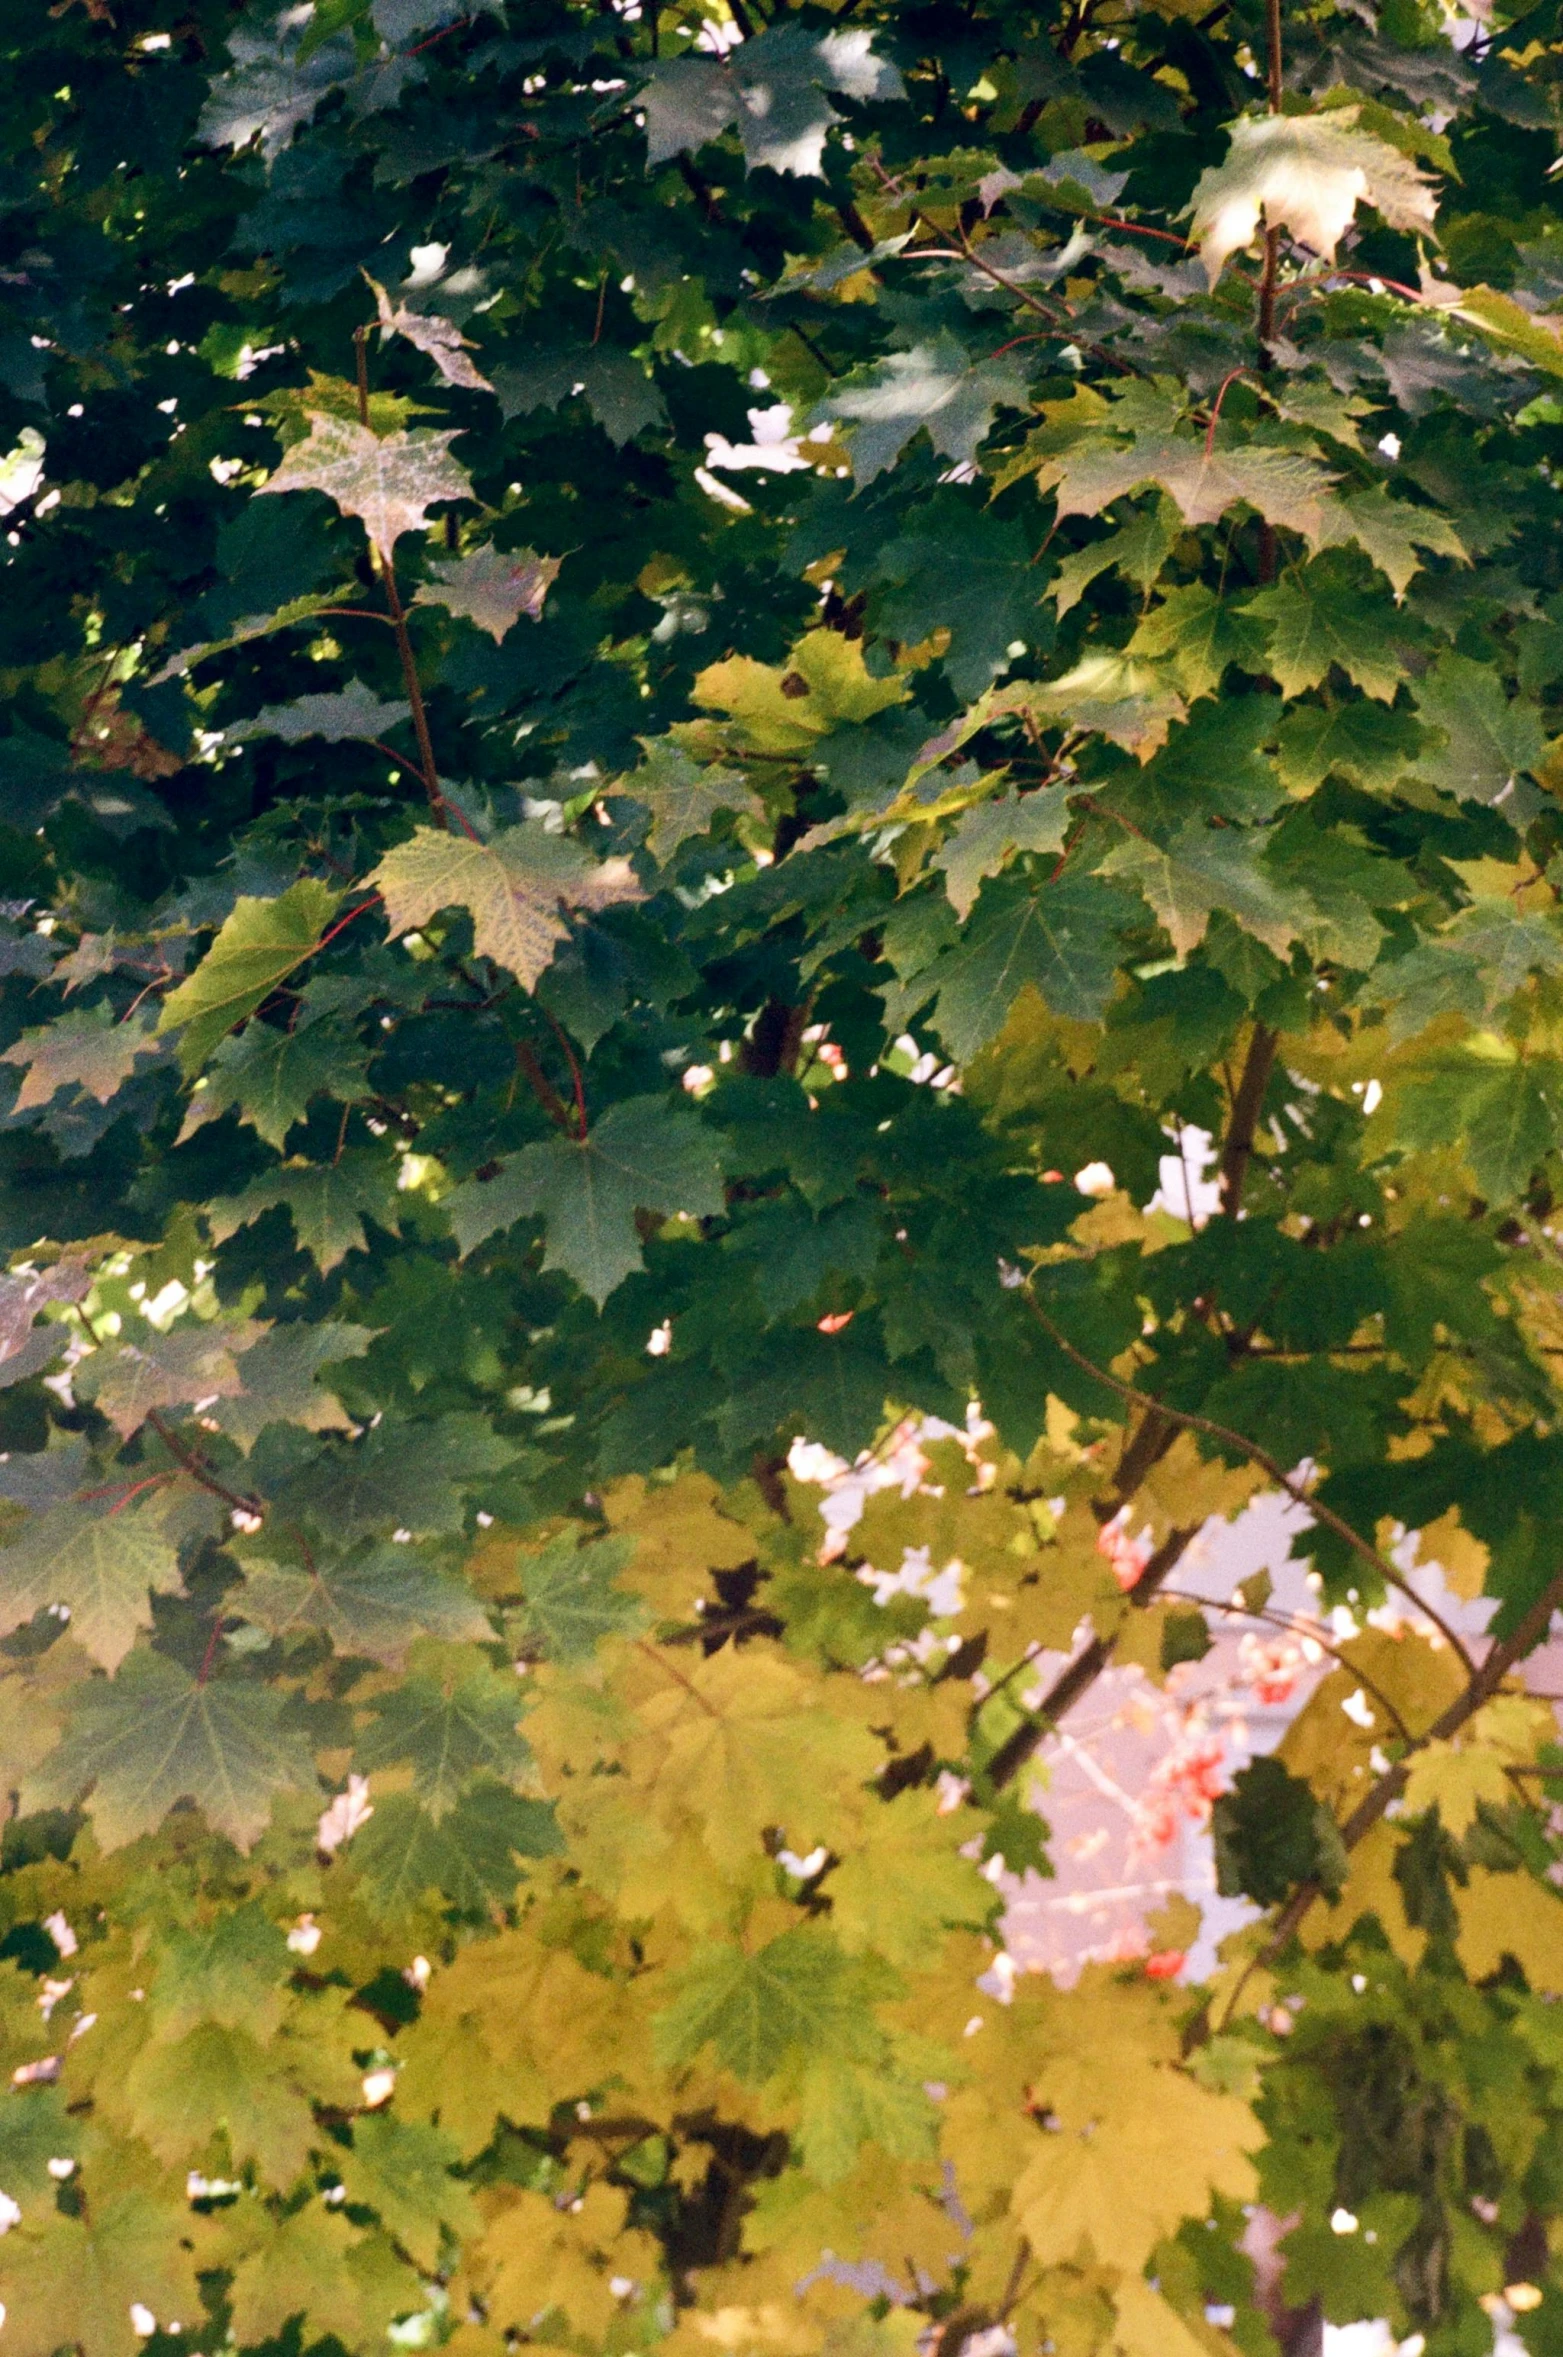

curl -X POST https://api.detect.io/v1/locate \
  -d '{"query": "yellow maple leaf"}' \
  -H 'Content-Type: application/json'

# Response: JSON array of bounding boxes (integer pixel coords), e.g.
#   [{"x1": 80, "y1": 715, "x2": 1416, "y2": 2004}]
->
[{"x1": 627, "y1": 1642, "x2": 882, "y2": 1871}]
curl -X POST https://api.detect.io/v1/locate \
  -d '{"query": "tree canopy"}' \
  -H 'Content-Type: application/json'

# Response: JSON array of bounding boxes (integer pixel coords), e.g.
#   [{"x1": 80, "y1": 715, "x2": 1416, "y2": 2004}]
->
[{"x1": 4, "y1": 0, "x2": 1563, "y2": 2350}]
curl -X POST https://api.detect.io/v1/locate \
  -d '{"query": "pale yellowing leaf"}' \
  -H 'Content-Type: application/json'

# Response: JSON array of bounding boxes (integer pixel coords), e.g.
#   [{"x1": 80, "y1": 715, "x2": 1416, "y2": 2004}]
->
[
  {"x1": 258, "y1": 412, "x2": 473, "y2": 560},
  {"x1": 1187, "y1": 109, "x2": 1438, "y2": 288},
  {"x1": 370, "y1": 820, "x2": 643, "y2": 990}
]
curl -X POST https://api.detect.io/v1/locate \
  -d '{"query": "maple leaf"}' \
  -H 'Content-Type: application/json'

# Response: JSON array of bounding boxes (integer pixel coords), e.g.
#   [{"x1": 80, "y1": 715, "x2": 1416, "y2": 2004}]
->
[
  {"x1": 0, "y1": 1259, "x2": 88, "y2": 1389},
  {"x1": 1402, "y1": 1694, "x2": 1552, "y2": 1834},
  {"x1": 178, "y1": 1014, "x2": 372, "y2": 1150},
  {"x1": 1186, "y1": 109, "x2": 1438, "y2": 286},
  {"x1": 1247, "y1": 554, "x2": 1407, "y2": 700},
  {"x1": 24, "y1": 1647, "x2": 317, "y2": 1850},
  {"x1": 370, "y1": 819, "x2": 643, "y2": 991},
  {"x1": 816, "y1": 336, "x2": 1032, "y2": 482},
  {"x1": 207, "y1": 1147, "x2": 401, "y2": 1272},
  {"x1": 692, "y1": 630, "x2": 908, "y2": 757},
  {"x1": 0, "y1": 1495, "x2": 184, "y2": 1670},
  {"x1": 258, "y1": 412, "x2": 473, "y2": 560},
  {"x1": 348, "y1": 1782, "x2": 563, "y2": 1913},
  {"x1": 210, "y1": 1318, "x2": 373, "y2": 1449},
  {"x1": 221, "y1": 2203, "x2": 419, "y2": 2349},
  {"x1": 120, "y1": 2016, "x2": 336, "y2": 2187},
  {"x1": 1316, "y1": 484, "x2": 1467, "y2": 600},
  {"x1": 157, "y1": 879, "x2": 341, "y2": 1076},
  {"x1": 1022, "y1": 652, "x2": 1187, "y2": 759},
  {"x1": 0, "y1": 1003, "x2": 165, "y2": 1112},
  {"x1": 0, "y1": 2188, "x2": 203, "y2": 2357},
  {"x1": 827, "y1": 1789, "x2": 994, "y2": 1963},
  {"x1": 446, "y1": 1093, "x2": 725, "y2": 1304},
  {"x1": 341, "y1": 2113, "x2": 480, "y2": 2268},
  {"x1": 628, "y1": 1640, "x2": 880, "y2": 1871},
  {"x1": 413, "y1": 545, "x2": 560, "y2": 639},
  {"x1": 76, "y1": 1317, "x2": 263, "y2": 1439},
  {"x1": 352, "y1": 1656, "x2": 532, "y2": 1817},
  {"x1": 147, "y1": 1901, "x2": 292, "y2": 2040},
  {"x1": 464, "y1": 2183, "x2": 661, "y2": 2342},
  {"x1": 642, "y1": 23, "x2": 903, "y2": 179},
  {"x1": 511, "y1": 1528, "x2": 644, "y2": 1663},
  {"x1": 222, "y1": 682, "x2": 412, "y2": 745},
  {"x1": 926, "y1": 873, "x2": 1134, "y2": 1059},
  {"x1": 621, "y1": 739, "x2": 766, "y2": 863},
  {"x1": 935, "y1": 785, "x2": 1072, "y2": 921},
  {"x1": 1409, "y1": 652, "x2": 1547, "y2": 806},
  {"x1": 1099, "y1": 825, "x2": 1305, "y2": 960},
  {"x1": 237, "y1": 1540, "x2": 491, "y2": 1666},
  {"x1": 367, "y1": 273, "x2": 494, "y2": 394},
  {"x1": 1125, "y1": 583, "x2": 1271, "y2": 701},
  {"x1": 654, "y1": 1927, "x2": 888, "y2": 2082},
  {"x1": 1039, "y1": 420, "x2": 1335, "y2": 548}
]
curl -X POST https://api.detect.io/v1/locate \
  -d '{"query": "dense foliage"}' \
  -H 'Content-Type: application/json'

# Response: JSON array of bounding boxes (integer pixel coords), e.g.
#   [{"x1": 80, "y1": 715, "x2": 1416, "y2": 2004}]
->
[{"x1": 8, "y1": 0, "x2": 1563, "y2": 2350}]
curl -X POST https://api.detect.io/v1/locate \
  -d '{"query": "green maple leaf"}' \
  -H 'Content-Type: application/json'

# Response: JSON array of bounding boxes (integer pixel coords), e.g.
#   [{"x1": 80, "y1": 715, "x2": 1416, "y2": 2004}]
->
[
  {"x1": 1247, "y1": 556, "x2": 1407, "y2": 701},
  {"x1": 370, "y1": 819, "x2": 643, "y2": 990},
  {"x1": 1126, "y1": 584, "x2": 1271, "y2": 700},
  {"x1": 935, "y1": 785, "x2": 1072, "y2": 921},
  {"x1": 1371, "y1": 903, "x2": 1563, "y2": 1041},
  {"x1": 349, "y1": 1781, "x2": 562, "y2": 1912},
  {"x1": 0, "y1": 2085, "x2": 78, "y2": 2195},
  {"x1": 207, "y1": 1146, "x2": 400, "y2": 1272},
  {"x1": 1036, "y1": 396, "x2": 1334, "y2": 545},
  {"x1": 0, "y1": 1003, "x2": 165, "y2": 1113},
  {"x1": 1462, "y1": 1060, "x2": 1563, "y2": 1199},
  {"x1": 24, "y1": 1648, "x2": 317, "y2": 1851},
  {"x1": 654, "y1": 1928, "x2": 889, "y2": 2082},
  {"x1": 512, "y1": 1528, "x2": 644, "y2": 1663},
  {"x1": 0, "y1": 2187, "x2": 202, "y2": 2357},
  {"x1": 237, "y1": 1541, "x2": 491, "y2": 1666},
  {"x1": 340, "y1": 2114, "x2": 479, "y2": 2268},
  {"x1": 223, "y1": 681, "x2": 412, "y2": 745},
  {"x1": 180, "y1": 1017, "x2": 371, "y2": 1150},
  {"x1": 121, "y1": 2018, "x2": 322, "y2": 2187},
  {"x1": 818, "y1": 337, "x2": 1033, "y2": 482},
  {"x1": 274, "y1": 1411, "x2": 521, "y2": 1537},
  {"x1": 258, "y1": 412, "x2": 472, "y2": 559},
  {"x1": 445, "y1": 1093, "x2": 726, "y2": 1304},
  {"x1": 1275, "y1": 699, "x2": 1423, "y2": 794},
  {"x1": 352, "y1": 1655, "x2": 532, "y2": 1815},
  {"x1": 210, "y1": 1318, "x2": 374, "y2": 1451},
  {"x1": 492, "y1": 347, "x2": 668, "y2": 444},
  {"x1": 76, "y1": 1318, "x2": 262, "y2": 1440},
  {"x1": 158, "y1": 880, "x2": 342, "y2": 1076},
  {"x1": 622, "y1": 739, "x2": 765, "y2": 864},
  {"x1": 148, "y1": 1901, "x2": 292, "y2": 2041},
  {"x1": 147, "y1": 591, "x2": 360, "y2": 687},
  {"x1": 926, "y1": 873, "x2": 1132, "y2": 1059},
  {"x1": 1050, "y1": 495, "x2": 1180, "y2": 616},
  {"x1": 1099, "y1": 825, "x2": 1302, "y2": 960},
  {"x1": 795, "y1": 2057, "x2": 938, "y2": 2184},
  {"x1": 412, "y1": 544, "x2": 560, "y2": 640},
  {"x1": 224, "y1": 2204, "x2": 419, "y2": 2349},
  {"x1": 0, "y1": 1495, "x2": 184, "y2": 1671},
  {"x1": 1410, "y1": 653, "x2": 1547, "y2": 806},
  {"x1": 1317, "y1": 483, "x2": 1467, "y2": 599}
]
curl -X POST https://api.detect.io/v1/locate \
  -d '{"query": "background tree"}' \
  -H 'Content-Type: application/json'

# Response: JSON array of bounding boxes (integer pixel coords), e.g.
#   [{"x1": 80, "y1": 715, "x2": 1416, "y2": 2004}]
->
[{"x1": 3, "y1": 0, "x2": 1563, "y2": 2351}]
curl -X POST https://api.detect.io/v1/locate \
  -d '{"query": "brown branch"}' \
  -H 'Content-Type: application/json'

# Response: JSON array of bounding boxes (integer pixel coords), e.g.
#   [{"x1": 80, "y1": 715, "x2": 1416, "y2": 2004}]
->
[
  {"x1": 1219, "y1": 1021, "x2": 1279, "y2": 1218},
  {"x1": 146, "y1": 1410, "x2": 265, "y2": 1521},
  {"x1": 984, "y1": 1523, "x2": 1200, "y2": 1791}
]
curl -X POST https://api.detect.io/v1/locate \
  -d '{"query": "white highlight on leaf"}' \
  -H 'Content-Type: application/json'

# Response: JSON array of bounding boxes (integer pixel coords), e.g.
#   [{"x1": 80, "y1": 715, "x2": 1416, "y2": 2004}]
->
[
  {"x1": 1187, "y1": 109, "x2": 1438, "y2": 288},
  {"x1": 317, "y1": 1774, "x2": 374, "y2": 1856}
]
